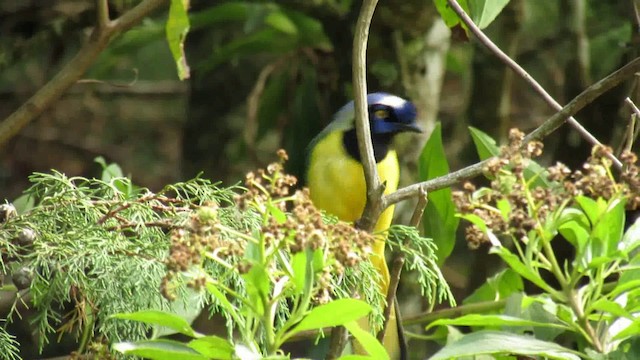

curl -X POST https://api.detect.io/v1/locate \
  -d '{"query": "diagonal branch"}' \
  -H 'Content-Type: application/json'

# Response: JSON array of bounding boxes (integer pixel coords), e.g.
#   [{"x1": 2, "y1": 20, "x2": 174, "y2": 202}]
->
[
  {"x1": 0, "y1": 0, "x2": 169, "y2": 147},
  {"x1": 383, "y1": 56, "x2": 640, "y2": 208},
  {"x1": 446, "y1": 0, "x2": 622, "y2": 169}
]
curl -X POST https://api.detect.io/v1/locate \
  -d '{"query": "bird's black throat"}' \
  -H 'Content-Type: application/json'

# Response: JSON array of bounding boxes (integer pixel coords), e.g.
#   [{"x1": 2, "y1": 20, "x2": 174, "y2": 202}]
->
[{"x1": 342, "y1": 129, "x2": 393, "y2": 163}]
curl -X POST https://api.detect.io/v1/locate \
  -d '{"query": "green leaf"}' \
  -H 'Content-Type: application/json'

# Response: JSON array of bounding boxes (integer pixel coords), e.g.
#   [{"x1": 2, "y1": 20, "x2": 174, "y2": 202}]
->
[
  {"x1": 419, "y1": 123, "x2": 459, "y2": 264},
  {"x1": 469, "y1": 0, "x2": 511, "y2": 29},
  {"x1": 433, "y1": 0, "x2": 471, "y2": 28},
  {"x1": 463, "y1": 268, "x2": 523, "y2": 304},
  {"x1": 590, "y1": 298, "x2": 632, "y2": 319},
  {"x1": 267, "y1": 202, "x2": 286, "y2": 224},
  {"x1": 113, "y1": 339, "x2": 208, "y2": 360},
  {"x1": 469, "y1": 126, "x2": 500, "y2": 160},
  {"x1": 206, "y1": 282, "x2": 242, "y2": 325},
  {"x1": 558, "y1": 208, "x2": 590, "y2": 250},
  {"x1": 166, "y1": 0, "x2": 191, "y2": 80},
  {"x1": 242, "y1": 263, "x2": 270, "y2": 316},
  {"x1": 290, "y1": 299, "x2": 371, "y2": 334},
  {"x1": 491, "y1": 247, "x2": 557, "y2": 296},
  {"x1": 291, "y1": 250, "x2": 309, "y2": 294},
  {"x1": 612, "y1": 317, "x2": 640, "y2": 341},
  {"x1": 111, "y1": 310, "x2": 196, "y2": 337},
  {"x1": 265, "y1": 11, "x2": 297, "y2": 35},
  {"x1": 343, "y1": 321, "x2": 389, "y2": 360},
  {"x1": 188, "y1": 336, "x2": 234, "y2": 359},
  {"x1": 429, "y1": 330, "x2": 581, "y2": 360},
  {"x1": 426, "y1": 314, "x2": 570, "y2": 331},
  {"x1": 621, "y1": 215, "x2": 640, "y2": 256}
]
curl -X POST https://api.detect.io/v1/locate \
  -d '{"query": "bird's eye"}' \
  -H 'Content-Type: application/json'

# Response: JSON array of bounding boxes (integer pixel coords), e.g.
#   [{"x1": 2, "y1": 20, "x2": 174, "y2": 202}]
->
[{"x1": 374, "y1": 109, "x2": 389, "y2": 119}]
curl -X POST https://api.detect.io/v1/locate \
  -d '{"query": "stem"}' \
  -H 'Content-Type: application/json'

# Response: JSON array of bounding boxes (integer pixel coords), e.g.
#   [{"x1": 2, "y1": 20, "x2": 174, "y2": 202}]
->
[
  {"x1": 447, "y1": 0, "x2": 621, "y2": 169},
  {"x1": 402, "y1": 299, "x2": 507, "y2": 326}
]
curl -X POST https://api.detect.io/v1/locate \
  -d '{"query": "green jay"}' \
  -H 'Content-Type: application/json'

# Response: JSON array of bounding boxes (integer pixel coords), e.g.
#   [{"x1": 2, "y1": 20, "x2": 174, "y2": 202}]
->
[{"x1": 306, "y1": 92, "x2": 421, "y2": 359}]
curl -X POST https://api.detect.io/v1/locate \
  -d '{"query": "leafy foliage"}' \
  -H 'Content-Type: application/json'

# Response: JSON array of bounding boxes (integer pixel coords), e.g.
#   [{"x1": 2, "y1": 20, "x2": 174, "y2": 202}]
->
[{"x1": 436, "y1": 129, "x2": 640, "y2": 359}]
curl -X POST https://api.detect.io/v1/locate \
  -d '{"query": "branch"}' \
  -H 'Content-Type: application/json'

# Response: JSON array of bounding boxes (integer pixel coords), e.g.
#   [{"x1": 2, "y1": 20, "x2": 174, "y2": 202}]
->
[
  {"x1": 378, "y1": 186, "x2": 428, "y2": 343},
  {"x1": 0, "y1": 0, "x2": 169, "y2": 147},
  {"x1": 327, "y1": 2, "x2": 381, "y2": 357},
  {"x1": 447, "y1": 0, "x2": 622, "y2": 169},
  {"x1": 352, "y1": 0, "x2": 382, "y2": 233},
  {"x1": 402, "y1": 299, "x2": 507, "y2": 327},
  {"x1": 383, "y1": 56, "x2": 640, "y2": 207}
]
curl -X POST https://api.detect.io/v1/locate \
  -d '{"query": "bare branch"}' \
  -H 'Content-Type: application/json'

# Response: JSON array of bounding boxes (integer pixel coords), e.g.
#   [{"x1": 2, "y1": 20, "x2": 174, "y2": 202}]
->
[
  {"x1": 384, "y1": 56, "x2": 640, "y2": 207},
  {"x1": 96, "y1": 0, "x2": 110, "y2": 29},
  {"x1": 0, "y1": 0, "x2": 169, "y2": 147},
  {"x1": 352, "y1": 0, "x2": 383, "y2": 233},
  {"x1": 378, "y1": 186, "x2": 428, "y2": 343},
  {"x1": 447, "y1": 0, "x2": 622, "y2": 169}
]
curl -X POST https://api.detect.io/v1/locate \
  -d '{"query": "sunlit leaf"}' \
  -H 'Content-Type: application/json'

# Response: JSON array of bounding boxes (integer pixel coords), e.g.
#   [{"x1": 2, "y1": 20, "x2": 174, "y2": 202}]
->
[
  {"x1": 429, "y1": 330, "x2": 580, "y2": 360},
  {"x1": 166, "y1": 0, "x2": 191, "y2": 80},
  {"x1": 469, "y1": 0, "x2": 511, "y2": 29},
  {"x1": 343, "y1": 321, "x2": 389, "y2": 360},
  {"x1": 289, "y1": 299, "x2": 371, "y2": 334},
  {"x1": 113, "y1": 339, "x2": 207, "y2": 360},
  {"x1": 111, "y1": 310, "x2": 196, "y2": 337}
]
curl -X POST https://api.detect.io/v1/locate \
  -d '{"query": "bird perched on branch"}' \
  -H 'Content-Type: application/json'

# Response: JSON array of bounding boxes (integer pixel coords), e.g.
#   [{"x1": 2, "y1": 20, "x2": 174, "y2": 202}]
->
[{"x1": 306, "y1": 92, "x2": 421, "y2": 360}]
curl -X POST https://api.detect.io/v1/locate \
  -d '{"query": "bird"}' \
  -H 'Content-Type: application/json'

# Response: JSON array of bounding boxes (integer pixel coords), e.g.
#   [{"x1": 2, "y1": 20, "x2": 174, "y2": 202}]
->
[{"x1": 306, "y1": 92, "x2": 421, "y2": 360}]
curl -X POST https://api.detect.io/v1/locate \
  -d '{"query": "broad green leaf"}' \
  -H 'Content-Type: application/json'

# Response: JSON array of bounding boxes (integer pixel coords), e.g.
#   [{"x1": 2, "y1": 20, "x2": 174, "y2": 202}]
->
[
  {"x1": 426, "y1": 314, "x2": 569, "y2": 330},
  {"x1": 575, "y1": 196, "x2": 601, "y2": 226},
  {"x1": 469, "y1": 126, "x2": 500, "y2": 160},
  {"x1": 491, "y1": 247, "x2": 556, "y2": 296},
  {"x1": 612, "y1": 317, "x2": 640, "y2": 341},
  {"x1": 242, "y1": 263, "x2": 270, "y2": 316},
  {"x1": 433, "y1": 0, "x2": 471, "y2": 28},
  {"x1": 291, "y1": 250, "x2": 309, "y2": 294},
  {"x1": 267, "y1": 202, "x2": 286, "y2": 224},
  {"x1": 206, "y1": 282, "x2": 241, "y2": 325},
  {"x1": 589, "y1": 197, "x2": 626, "y2": 259},
  {"x1": 338, "y1": 356, "x2": 373, "y2": 360},
  {"x1": 343, "y1": 321, "x2": 389, "y2": 360},
  {"x1": 590, "y1": 298, "x2": 632, "y2": 319},
  {"x1": 463, "y1": 268, "x2": 523, "y2": 304},
  {"x1": 113, "y1": 339, "x2": 207, "y2": 360},
  {"x1": 558, "y1": 208, "x2": 590, "y2": 249},
  {"x1": 469, "y1": 0, "x2": 511, "y2": 29},
  {"x1": 429, "y1": 330, "x2": 580, "y2": 360},
  {"x1": 290, "y1": 299, "x2": 371, "y2": 334},
  {"x1": 166, "y1": 0, "x2": 191, "y2": 80},
  {"x1": 457, "y1": 213, "x2": 488, "y2": 233},
  {"x1": 265, "y1": 11, "x2": 297, "y2": 35},
  {"x1": 620, "y1": 215, "x2": 640, "y2": 255},
  {"x1": 111, "y1": 310, "x2": 196, "y2": 337},
  {"x1": 419, "y1": 123, "x2": 459, "y2": 264},
  {"x1": 188, "y1": 336, "x2": 234, "y2": 359}
]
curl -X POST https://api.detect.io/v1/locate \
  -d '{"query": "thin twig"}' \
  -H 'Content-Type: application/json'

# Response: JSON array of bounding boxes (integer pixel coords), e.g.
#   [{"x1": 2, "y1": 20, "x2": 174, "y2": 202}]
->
[
  {"x1": 447, "y1": 0, "x2": 622, "y2": 169},
  {"x1": 0, "y1": 0, "x2": 169, "y2": 147},
  {"x1": 383, "y1": 56, "x2": 640, "y2": 208},
  {"x1": 378, "y1": 186, "x2": 428, "y2": 343},
  {"x1": 402, "y1": 299, "x2": 507, "y2": 326},
  {"x1": 622, "y1": 97, "x2": 640, "y2": 154}
]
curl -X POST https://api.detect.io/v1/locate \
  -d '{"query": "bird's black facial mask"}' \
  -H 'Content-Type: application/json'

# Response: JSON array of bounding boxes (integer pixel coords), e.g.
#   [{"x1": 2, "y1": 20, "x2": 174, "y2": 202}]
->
[{"x1": 369, "y1": 103, "x2": 421, "y2": 135}]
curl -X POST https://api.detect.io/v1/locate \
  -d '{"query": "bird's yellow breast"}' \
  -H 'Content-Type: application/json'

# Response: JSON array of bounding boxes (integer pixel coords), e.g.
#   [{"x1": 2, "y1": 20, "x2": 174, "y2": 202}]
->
[{"x1": 307, "y1": 131, "x2": 399, "y2": 235}]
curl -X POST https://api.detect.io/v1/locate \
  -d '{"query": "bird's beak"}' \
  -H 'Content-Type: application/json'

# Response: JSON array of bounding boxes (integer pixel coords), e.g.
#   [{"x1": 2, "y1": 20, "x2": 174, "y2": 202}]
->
[{"x1": 397, "y1": 123, "x2": 423, "y2": 133}]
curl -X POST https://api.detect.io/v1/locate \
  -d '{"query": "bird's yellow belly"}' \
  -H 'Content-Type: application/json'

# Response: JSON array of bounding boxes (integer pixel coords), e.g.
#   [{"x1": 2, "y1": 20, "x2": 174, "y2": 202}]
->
[{"x1": 307, "y1": 131, "x2": 399, "y2": 232}]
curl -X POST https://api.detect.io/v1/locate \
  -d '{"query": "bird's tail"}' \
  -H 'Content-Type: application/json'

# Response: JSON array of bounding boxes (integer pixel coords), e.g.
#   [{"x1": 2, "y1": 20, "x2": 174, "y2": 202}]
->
[{"x1": 353, "y1": 234, "x2": 406, "y2": 360}]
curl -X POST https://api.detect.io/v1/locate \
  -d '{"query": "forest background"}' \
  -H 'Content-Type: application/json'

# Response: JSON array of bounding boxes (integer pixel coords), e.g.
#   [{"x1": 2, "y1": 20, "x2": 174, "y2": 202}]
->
[{"x1": 0, "y1": 0, "x2": 638, "y2": 359}]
